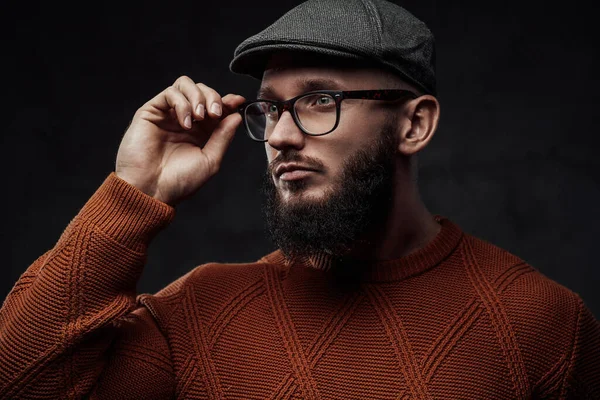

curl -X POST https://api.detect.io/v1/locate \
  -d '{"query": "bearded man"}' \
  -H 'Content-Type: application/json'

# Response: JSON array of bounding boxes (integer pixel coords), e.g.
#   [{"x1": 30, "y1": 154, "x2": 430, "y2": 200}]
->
[{"x1": 1, "y1": 0, "x2": 598, "y2": 399}]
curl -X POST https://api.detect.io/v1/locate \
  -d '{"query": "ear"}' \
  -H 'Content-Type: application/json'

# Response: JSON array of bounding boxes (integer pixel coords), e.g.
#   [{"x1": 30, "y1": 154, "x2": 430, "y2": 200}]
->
[{"x1": 397, "y1": 95, "x2": 440, "y2": 156}]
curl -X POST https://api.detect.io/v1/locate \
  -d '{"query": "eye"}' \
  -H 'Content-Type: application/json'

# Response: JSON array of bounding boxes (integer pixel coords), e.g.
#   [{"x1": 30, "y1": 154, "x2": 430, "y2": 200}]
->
[
  {"x1": 315, "y1": 96, "x2": 332, "y2": 106},
  {"x1": 268, "y1": 104, "x2": 278, "y2": 114}
]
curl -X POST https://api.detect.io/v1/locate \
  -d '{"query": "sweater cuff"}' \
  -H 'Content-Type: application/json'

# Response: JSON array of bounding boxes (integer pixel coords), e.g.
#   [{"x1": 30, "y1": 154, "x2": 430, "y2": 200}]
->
[{"x1": 77, "y1": 173, "x2": 175, "y2": 251}]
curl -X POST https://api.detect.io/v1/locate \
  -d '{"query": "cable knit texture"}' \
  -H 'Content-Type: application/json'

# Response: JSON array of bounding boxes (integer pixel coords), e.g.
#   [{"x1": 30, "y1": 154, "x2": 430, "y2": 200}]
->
[{"x1": 1, "y1": 173, "x2": 599, "y2": 399}]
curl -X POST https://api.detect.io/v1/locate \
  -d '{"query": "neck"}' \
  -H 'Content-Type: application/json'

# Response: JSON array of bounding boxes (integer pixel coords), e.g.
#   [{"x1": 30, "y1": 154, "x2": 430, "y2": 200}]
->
[{"x1": 346, "y1": 169, "x2": 440, "y2": 262}]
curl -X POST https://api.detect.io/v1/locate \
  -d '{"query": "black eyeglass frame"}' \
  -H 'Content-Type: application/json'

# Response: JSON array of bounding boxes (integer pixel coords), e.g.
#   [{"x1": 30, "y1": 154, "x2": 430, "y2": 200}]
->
[{"x1": 237, "y1": 89, "x2": 418, "y2": 142}]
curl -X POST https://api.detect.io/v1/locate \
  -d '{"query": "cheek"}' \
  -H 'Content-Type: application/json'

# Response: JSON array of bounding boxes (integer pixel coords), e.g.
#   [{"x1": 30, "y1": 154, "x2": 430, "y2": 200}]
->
[
  {"x1": 324, "y1": 125, "x2": 371, "y2": 173},
  {"x1": 316, "y1": 143, "x2": 355, "y2": 182},
  {"x1": 337, "y1": 112, "x2": 374, "y2": 145}
]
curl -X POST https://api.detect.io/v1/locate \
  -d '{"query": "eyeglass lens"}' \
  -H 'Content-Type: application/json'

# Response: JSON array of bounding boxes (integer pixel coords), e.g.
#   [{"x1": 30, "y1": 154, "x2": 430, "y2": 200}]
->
[{"x1": 244, "y1": 93, "x2": 337, "y2": 141}]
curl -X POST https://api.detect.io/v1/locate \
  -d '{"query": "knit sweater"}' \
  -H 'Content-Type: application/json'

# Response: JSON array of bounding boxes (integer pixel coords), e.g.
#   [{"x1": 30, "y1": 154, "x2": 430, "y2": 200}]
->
[{"x1": 1, "y1": 173, "x2": 599, "y2": 399}]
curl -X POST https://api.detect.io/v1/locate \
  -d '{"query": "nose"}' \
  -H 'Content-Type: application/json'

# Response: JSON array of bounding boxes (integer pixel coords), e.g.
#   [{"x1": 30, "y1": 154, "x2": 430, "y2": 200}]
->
[{"x1": 266, "y1": 111, "x2": 305, "y2": 151}]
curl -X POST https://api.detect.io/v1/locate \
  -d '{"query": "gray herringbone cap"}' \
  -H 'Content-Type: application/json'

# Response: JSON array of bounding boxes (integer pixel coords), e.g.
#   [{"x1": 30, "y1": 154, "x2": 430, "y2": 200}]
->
[{"x1": 229, "y1": 0, "x2": 436, "y2": 95}]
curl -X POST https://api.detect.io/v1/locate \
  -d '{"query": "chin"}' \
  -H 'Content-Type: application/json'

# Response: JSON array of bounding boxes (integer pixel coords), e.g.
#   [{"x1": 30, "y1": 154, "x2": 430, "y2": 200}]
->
[{"x1": 278, "y1": 183, "x2": 328, "y2": 204}]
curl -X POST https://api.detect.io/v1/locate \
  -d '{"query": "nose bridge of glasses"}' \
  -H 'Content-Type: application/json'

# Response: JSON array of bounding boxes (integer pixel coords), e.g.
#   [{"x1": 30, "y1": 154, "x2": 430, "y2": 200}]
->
[
  {"x1": 278, "y1": 100, "x2": 293, "y2": 116},
  {"x1": 267, "y1": 107, "x2": 306, "y2": 145},
  {"x1": 274, "y1": 106, "x2": 297, "y2": 130}
]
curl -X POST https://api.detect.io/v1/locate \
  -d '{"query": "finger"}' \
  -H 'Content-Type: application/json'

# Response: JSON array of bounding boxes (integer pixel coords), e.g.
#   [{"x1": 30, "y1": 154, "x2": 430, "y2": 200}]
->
[
  {"x1": 196, "y1": 83, "x2": 223, "y2": 119},
  {"x1": 221, "y1": 94, "x2": 247, "y2": 115},
  {"x1": 173, "y1": 75, "x2": 206, "y2": 120},
  {"x1": 202, "y1": 113, "x2": 243, "y2": 171},
  {"x1": 150, "y1": 86, "x2": 193, "y2": 130}
]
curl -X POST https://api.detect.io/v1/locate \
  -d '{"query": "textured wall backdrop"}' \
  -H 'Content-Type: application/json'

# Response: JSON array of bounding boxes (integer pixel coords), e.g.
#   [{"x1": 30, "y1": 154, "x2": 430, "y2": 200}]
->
[{"x1": 3, "y1": 0, "x2": 599, "y2": 318}]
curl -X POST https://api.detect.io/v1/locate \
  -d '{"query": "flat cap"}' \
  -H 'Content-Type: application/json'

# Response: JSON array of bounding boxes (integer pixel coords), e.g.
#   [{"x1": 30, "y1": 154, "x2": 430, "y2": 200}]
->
[{"x1": 229, "y1": 0, "x2": 436, "y2": 95}]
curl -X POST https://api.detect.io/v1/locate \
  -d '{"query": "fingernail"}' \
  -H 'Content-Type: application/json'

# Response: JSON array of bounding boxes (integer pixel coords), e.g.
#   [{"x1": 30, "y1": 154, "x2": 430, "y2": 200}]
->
[
  {"x1": 196, "y1": 104, "x2": 205, "y2": 119},
  {"x1": 184, "y1": 114, "x2": 192, "y2": 129},
  {"x1": 211, "y1": 103, "x2": 222, "y2": 117}
]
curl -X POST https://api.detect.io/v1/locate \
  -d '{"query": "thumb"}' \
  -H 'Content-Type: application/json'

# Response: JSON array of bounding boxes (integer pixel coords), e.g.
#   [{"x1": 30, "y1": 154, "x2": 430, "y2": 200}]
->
[{"x1": 202, "y1": 112, "x2": 243, "y2": 169}]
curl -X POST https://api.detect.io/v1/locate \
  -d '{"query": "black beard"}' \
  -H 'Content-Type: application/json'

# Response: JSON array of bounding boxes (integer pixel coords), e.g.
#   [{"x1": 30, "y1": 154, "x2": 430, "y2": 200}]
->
[{"x1": 262, "y1": 122, "x2": 398, "y2": 263}]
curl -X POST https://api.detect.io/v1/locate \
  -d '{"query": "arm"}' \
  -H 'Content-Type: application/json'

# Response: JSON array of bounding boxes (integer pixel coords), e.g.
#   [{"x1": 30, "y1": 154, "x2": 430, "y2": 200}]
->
[
  {"x1": 561, "y1": 298, "x2": 600, "y2": 399},
  {"x1": 535, "y1": 296, "x2": 600, "y2": 399},
  {"x1": 0, "y1": 173, "x2": 175, "y2": 399}
]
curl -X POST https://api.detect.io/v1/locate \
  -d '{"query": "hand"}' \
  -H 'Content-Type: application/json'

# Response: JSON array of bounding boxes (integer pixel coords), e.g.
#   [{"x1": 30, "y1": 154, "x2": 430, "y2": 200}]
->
[{"x1": 115, "y1": 76, "x2": 246, "y2": 206}]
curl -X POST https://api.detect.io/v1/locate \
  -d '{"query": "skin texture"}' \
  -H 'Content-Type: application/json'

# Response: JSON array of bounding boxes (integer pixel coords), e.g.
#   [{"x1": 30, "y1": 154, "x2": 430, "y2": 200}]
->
[
  {"x1": 115, "y1": 53, "x2": 442, "y2": 262},
  {"x1": 115, "y1": 76, "x2": 246, "y2": 206}
]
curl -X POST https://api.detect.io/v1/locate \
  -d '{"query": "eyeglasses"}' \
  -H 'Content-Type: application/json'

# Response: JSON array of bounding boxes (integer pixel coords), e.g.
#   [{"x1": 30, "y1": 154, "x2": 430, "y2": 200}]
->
[{"x1": 237, "y1": 89, "x2": 417, "y2": 142}]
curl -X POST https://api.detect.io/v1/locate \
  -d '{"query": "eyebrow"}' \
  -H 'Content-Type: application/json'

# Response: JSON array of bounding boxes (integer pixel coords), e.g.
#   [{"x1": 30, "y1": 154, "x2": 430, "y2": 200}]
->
[{"x1": 257, "y1": 77, "x2": 345, "y2": 100}]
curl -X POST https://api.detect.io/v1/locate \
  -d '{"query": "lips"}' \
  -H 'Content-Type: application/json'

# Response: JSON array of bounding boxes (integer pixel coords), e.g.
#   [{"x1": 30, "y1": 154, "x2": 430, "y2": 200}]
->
[{"x1": 274, "y1": 163, "x2": 319, "y2": 180}]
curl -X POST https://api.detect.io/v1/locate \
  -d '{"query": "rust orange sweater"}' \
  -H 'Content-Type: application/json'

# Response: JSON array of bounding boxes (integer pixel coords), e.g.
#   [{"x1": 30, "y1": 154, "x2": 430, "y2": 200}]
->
[{"x1": 1, "y1": 173, "x2": 599, "y2": 399}]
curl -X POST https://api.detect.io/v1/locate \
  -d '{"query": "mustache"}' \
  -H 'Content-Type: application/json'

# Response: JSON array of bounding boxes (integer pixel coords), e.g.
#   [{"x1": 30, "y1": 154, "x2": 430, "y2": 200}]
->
[{"x1": 267, "y1": 150, "x2": 325, "y2": 175}]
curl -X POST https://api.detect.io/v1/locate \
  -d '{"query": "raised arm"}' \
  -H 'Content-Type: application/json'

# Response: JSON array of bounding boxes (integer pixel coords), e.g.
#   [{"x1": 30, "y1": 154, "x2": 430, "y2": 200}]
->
[{"x1": 0, "y1": 76, "x2": 246, "y2": 398}]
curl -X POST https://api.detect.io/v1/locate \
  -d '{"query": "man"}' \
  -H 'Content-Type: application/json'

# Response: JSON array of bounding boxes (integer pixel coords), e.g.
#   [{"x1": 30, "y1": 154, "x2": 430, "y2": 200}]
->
[{"x1": 1, "y1": 0, "x2": 598, "y2": 398}]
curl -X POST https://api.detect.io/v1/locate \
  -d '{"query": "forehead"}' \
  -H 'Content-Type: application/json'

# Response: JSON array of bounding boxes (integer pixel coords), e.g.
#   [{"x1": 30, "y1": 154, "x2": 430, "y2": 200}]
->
[{"x1": 259, "y1": 51, "x2": 390, "y2": 98}]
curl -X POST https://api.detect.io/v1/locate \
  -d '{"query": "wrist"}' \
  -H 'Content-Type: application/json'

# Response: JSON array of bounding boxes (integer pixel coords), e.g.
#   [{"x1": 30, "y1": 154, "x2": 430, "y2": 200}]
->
[
  {"x1": 115, "y1": 170, "x2": 163, "y2": 202},
  {"x1": 79, "y1": 173, "x2": 175, "y2": 251}
]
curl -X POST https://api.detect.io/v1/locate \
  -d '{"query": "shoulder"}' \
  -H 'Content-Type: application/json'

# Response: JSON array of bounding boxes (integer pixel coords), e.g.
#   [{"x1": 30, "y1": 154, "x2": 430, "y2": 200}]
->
[
  {"x1": 462, "y1": 233, "x2": 588, "y2": 385},
  {"x1": 136, "y1": 250, "x2": 285, "y2": 327},
  {"x1": 463, "y1": 232, "x2": 581, "y2": 324}
]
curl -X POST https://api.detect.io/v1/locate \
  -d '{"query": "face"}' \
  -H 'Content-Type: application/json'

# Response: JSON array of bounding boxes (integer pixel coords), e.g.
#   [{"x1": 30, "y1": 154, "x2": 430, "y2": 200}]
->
[
  {"x1": 259, "y1": 54, "x2": 409, "y2": 261},
  {"x1": 260, "y1": 55, "x2": 400, "y2": 204}
]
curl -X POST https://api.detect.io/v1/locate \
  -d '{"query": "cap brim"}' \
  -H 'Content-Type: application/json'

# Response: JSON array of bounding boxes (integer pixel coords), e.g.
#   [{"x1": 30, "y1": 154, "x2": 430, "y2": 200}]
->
[
  {"x1": 229, "y1": 43, "x2": 368, "y2": 81},
  {"x1": 229, "y1": 43, "x2": 434, "y2": 95}
]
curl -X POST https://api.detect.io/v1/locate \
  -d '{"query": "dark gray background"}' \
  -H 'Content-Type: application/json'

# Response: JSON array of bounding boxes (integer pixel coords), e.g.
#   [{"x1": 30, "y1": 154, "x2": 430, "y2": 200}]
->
[{"x1": 3, "y1": 1, "x2": 599, "y2": 318}]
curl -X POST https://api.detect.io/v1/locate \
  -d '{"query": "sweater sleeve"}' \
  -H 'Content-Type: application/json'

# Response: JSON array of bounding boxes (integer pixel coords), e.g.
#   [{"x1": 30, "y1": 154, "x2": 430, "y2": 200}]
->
[
  {"x1": 0, "y1": 173, "x2": 176, "y2": 399},
  {"x1": 561, "y1": 297, "x2": 600, "y2": 399}
]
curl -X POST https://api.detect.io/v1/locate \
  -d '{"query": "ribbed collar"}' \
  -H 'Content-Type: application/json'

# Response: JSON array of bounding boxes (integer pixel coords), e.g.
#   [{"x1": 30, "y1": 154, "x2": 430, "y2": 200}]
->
[{"x1": 261, "y1": 215, "x2": 463, "y2": 283}]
